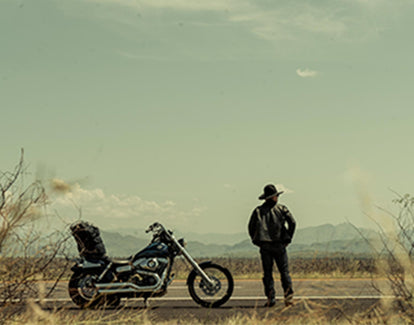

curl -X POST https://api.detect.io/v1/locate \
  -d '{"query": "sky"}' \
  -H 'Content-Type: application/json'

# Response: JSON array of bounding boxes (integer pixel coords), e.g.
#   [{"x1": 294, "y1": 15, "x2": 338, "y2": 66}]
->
[{"x1": 1, "y1": 0, "x2": 414, "y2": 235}]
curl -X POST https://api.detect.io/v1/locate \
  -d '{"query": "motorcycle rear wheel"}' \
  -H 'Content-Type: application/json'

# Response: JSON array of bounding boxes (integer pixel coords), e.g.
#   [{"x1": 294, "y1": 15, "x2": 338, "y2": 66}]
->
[
  {"x1": 68, "y1": 273, "x2": 120, "y2": 309},
  {"x1": 187, "y1": 263, "x2": 233, "y2": 308}
]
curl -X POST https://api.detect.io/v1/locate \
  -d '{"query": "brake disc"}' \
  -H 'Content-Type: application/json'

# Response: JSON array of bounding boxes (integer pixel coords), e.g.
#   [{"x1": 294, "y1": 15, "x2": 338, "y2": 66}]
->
[{"x1": 199, "y1": 276, "x2": 221, "y2": 296}]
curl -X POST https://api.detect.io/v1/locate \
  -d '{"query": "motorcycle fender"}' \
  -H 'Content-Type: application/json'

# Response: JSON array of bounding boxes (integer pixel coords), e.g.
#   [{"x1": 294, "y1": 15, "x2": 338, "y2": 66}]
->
[{"x1": 186, "y1": 261, "x2": 212, "y2": 285}]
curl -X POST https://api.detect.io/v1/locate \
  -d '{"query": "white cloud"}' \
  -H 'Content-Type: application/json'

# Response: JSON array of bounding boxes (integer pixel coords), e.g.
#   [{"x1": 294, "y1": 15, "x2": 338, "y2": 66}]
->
[
  {"x1": 117, "y1": 50, "x2": 140, "y2": 59},
  {"x1": 63, "y1": 0, "x2": 409, "y2": 59},
  {"x1": 230, "y1": 6, "x2": 348, "y2": 41},
  {"x1": 85, "y1": 0, "x2": 238, "y2": 11},
  {"x1": 138, "y1": 0, "x2": 234, "y2": 11},
  {"x1": 276, "y1": 184, "x2": 294, "y2": 194},
  {"x1": 50, "y1": 181, "x2": 205, "y2": 231},
  {"x1": 80, "y1": 0, "x2": 351, "y2": 41},
  {"x1": 296, "y1": 68, "x2": 318, "y2": 78}
]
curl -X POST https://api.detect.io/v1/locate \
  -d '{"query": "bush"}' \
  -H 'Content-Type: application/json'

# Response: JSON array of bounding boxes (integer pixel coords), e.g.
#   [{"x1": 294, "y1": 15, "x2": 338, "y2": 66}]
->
[{"x1": 0, "y1": 150, "x2": 70, "y2": 322}]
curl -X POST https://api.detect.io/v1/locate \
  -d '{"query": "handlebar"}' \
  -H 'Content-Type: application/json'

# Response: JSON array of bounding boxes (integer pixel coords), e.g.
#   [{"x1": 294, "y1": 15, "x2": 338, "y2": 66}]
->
[
  {"x1": 145, "y1": 222, "x2": 176, "y2": 242},
  {"x1": 145, "y1": 222, "x2": 165, "y2": 234}
]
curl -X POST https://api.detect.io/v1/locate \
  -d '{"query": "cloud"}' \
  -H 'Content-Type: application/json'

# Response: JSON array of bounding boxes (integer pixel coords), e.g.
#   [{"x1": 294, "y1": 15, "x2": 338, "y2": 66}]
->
[
  {"x1": 62, "y1": 0, "x2": 409, "y2": 62},
  {"x1": 296, "y1": 68, "x2": 318, "y2": 78},
  {"x1": 85, "y1": 0, "x2": 237, "y2": 12},
  {"x1": 50, "y1": 178, "x2": 72, "y2": 194},
  {"x1": 79, "y1": 0, "x2": 358, "y2": 41},
  {"x1": 49, "y1": 182, "x2": 205, "y2": 231},
  {"x1": 276, "y1": 184, "x2": 294, "y2": 194},
  {"x1": 230, "y1": 5, "x2": 348, "y2": 41},
  {"x1": 345, "y1": 166, "x2": 394, "y2": 231},
  {"x1": 136, "y1": 0, "x2": 234, "y2": 11}
]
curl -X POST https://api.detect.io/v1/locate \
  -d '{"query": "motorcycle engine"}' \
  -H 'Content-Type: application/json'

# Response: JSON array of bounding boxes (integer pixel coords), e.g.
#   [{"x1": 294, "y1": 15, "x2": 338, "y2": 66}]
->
[
  {"x1": 133, "y1": 257, "x2": 169, "y2": 273},
  {"x1": 130, "y1": 257, "x2": 169, "y2": 286}
]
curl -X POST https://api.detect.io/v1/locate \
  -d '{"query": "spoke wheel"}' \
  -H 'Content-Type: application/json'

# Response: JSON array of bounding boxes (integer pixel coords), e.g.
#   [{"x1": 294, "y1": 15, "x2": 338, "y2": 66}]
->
[
  {"x1": 69, "y1": 273, "x2": 100, "y2": 308},
  {"x1": 187, "y1": 263, "x2": 233, "y2": 308},
  {"x1": 68, "y1": 273, "x2": 121, "y2": 309}
]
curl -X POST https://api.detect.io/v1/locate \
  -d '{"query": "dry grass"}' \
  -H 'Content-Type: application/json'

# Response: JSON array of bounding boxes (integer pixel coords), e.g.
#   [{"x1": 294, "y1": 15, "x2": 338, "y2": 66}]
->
[
  {"x1": 0, "y1": 256, "x2": 380, "y2": 283},
  {"x1": 3, "y1": 299, "x2": 414, "y2": 325},
  {"x1": 0, "y1": 256, "x2": 380, "y2": 285},
  {"x1": 170, "y1": 256, "x2": 378, "y2": 280}
]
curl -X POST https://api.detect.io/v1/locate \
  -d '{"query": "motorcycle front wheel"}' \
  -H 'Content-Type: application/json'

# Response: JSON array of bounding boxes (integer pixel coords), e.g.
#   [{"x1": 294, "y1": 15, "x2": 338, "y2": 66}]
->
[{"x1": 187, "y1": 263, "x2": 233, "y2": 308}]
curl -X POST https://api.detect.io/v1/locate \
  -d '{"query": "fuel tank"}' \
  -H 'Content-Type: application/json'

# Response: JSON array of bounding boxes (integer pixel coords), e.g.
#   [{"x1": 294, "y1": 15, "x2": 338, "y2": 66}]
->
[{"x1": 133, "y1": 242, "x2": 169, "y2": 260}]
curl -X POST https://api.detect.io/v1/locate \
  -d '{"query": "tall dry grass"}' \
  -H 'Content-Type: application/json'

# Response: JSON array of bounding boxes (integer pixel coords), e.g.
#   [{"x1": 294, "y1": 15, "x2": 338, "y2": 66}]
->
[
  {"x1": 0, "y1": 151, "x2": 70, "y2": 323},
  {"x1": 4, "y1": 298, "x2": 414, "y2": 325},
  {"x1": 0, "y1": 255, "x2": 378, "y2": 283},
  {"x1": 364, "y1": 192, "x2": 414, "y2": 320}
]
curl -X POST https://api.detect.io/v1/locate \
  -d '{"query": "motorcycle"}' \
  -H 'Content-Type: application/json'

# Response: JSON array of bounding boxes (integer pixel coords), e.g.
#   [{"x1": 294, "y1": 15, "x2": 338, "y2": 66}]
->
[{"x1": 68, "y1": 222, "x2": 234, "y2": 308}]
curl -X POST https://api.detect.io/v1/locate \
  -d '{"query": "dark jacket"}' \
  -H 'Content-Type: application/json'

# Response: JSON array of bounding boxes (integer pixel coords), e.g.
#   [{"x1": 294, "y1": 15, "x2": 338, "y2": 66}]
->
[{"x1": 248, "y1": 200, "x2": 296, "y2": 246}]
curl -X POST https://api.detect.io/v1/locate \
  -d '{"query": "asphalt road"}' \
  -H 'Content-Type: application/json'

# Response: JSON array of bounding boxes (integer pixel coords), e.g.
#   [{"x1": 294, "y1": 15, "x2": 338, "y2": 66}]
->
[
  {"x1": 42, "y1": 278, "x2": 389, "y2": 301},
  {"x1": 22, "y1": 278, "x2": 390, "y2": 322}
]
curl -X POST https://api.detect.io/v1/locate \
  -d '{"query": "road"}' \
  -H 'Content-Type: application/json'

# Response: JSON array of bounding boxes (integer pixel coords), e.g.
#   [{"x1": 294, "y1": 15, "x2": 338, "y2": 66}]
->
[
  {"x1": 41, "y1": 278, "x2": 389, "y2": 301},
  {"x1": 25, "y1": 278, "x2": 390, "y2": 322}
]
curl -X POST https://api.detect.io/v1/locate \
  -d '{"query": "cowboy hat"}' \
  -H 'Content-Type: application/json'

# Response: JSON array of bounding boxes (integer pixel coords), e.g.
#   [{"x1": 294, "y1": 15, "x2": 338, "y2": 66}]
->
[{"x1": 258, "y1": 184, "x2": 284, "y2": 200}]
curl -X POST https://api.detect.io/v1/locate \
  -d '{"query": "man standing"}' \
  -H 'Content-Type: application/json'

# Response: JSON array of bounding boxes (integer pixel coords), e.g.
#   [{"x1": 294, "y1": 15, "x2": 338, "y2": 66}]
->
[{"x1": 248, "y1": 184, "x2": 296, "y2": 307}]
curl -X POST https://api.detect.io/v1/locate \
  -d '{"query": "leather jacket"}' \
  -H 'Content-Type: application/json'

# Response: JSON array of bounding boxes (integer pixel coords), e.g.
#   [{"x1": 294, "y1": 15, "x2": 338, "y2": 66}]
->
[{"x1": 248, "y1": 200, "x2": 296, "y2": 246}]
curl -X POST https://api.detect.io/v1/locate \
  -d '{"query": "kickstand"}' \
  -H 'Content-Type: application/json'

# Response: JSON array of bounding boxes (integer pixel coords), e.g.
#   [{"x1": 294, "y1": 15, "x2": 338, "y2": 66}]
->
[{"x1": 143, "y1": 297, "x2": 149, "y2": 308}]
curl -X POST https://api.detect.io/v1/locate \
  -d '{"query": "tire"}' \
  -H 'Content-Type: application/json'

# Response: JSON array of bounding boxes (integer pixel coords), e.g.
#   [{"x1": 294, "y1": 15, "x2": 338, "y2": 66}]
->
[
  {"x1": 68, "y1": 273, "x2": 121, "y2": 309},
  {"x1": 187, "y1": 263, "x2": 233, "y2": 308},
  {"x1": 69, "y1": 272, "x2": 100, "y2": 309}
]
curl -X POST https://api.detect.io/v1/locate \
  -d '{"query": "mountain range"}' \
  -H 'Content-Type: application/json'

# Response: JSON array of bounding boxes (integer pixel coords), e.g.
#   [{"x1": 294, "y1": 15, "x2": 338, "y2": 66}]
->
[{"x1": 95, "y1": 223, "x2": 380, "y2": 258}]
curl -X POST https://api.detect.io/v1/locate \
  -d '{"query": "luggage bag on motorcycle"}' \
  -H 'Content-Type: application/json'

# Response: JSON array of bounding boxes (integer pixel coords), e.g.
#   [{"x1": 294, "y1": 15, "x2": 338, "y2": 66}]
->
[{"x1": 70, "y1": 221, "x2": 106, "y2": 260}]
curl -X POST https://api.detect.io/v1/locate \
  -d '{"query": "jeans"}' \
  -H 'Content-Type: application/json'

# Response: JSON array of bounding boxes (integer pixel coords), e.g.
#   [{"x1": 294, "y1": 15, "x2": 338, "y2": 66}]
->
[{"x1": 259, "y1": 242, "x2": 293, "y2": 299}]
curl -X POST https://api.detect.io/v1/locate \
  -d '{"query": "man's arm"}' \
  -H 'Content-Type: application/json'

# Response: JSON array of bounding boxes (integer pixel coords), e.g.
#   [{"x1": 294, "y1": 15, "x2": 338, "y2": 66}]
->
[
  {"x1": 248, "y1": 209, "x2": 258, "y2": 241},
  {"x1": 281, "y1": 205, "x2": 296, "y2": 239}
]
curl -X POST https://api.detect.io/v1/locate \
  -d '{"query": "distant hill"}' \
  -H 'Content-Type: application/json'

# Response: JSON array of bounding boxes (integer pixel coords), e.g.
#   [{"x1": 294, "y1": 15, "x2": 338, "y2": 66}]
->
[
  {"x1": 174, "y1": 232, "x2": 247, "y2": 246},
  {"x1": 293, "y1": 223, "x2": 378, "y2": 245},
  {"x1": 90, "y1": 223, "x2": 380, "y2": 258},
  {"x1": 111, "y1": 227, "x2": 247, "y2": 245},
  {"x1": 100, "y1": 231, "x2": 148, "y2": 258}
]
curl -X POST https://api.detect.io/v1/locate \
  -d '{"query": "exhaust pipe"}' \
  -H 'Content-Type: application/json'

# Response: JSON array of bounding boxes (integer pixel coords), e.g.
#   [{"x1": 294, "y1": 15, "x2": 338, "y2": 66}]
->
[{"x1": 95, "y1": 271, "x2": 165, "y2": 294}]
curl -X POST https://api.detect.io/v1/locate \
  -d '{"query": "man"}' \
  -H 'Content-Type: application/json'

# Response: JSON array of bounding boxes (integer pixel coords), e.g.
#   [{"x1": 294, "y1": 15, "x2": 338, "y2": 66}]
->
[{"x1": 248, "y1": 184, "x2": 296, "y2": 307}]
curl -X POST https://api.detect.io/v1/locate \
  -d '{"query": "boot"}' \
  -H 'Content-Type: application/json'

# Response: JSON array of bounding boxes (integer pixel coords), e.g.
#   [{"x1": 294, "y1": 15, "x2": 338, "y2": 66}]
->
[
  {"x1": 284, "y1": 288, "x2": 294, "y2": 307},
  {"x1": 264, "y1": 297, "x2": 276, "y2": 307}
]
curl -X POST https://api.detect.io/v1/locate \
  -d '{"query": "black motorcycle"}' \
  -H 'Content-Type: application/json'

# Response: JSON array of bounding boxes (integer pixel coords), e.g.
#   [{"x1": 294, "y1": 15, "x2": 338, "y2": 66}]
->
[{"x1": 68, "y1": 222, "x2": 234, "y2": 308}]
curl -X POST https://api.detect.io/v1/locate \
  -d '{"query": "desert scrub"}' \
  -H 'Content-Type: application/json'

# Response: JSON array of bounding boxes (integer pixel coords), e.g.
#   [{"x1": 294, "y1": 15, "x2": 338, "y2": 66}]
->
[
  {"x1": 4, "y1": 299, "x2": 414, "y2": 325},
  {"x1": 0, "y1": 151, "x2": 70, "y2": 323},
  {"x1": 1, "y1": 255, "x2": 379, "y2": 283},
  {"x1": 170, "y1": 256, "x2": 378, "y2": 280}
]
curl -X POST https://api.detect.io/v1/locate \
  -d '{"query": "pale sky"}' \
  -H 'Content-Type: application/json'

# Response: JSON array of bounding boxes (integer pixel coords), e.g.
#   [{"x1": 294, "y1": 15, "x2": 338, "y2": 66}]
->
[{"x1": 1, "y1": 0, "x2": 413, "y2": 234}]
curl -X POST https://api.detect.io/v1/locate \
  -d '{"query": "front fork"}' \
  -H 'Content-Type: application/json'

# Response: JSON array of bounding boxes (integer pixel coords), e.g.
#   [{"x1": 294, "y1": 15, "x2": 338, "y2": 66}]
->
[{"x1": 169, "y1": 235, "x2": 215, "y2": 288}]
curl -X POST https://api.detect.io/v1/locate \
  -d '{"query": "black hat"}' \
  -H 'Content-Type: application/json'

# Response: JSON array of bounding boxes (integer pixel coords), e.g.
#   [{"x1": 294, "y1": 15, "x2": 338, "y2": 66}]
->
[{"x1": 258, "y1": 184, "x2": 284, "y2": 200}]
